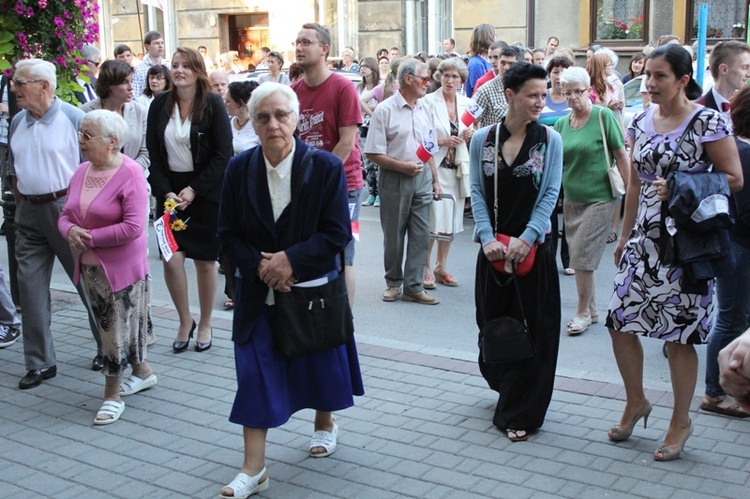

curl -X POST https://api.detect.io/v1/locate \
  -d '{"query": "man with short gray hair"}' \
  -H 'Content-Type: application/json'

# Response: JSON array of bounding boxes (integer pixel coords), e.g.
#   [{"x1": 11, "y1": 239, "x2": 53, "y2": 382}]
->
[
  {"x1": 9, "y1": 59, "x2": 102, "y2": 389},
  {"x1": 365, "y1": 59, "x2": 442, "y2": 305}
]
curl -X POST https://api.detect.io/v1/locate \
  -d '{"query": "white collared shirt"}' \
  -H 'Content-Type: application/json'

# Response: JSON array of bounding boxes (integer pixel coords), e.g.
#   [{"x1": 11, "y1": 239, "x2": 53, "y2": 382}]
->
[
  {"x1": 264, "y1": 142, "x2": 296, "y2": 222},
  {"x1": 711, "y1": 87, "x2": 732, "y2": 126},
  {"x1": 10, "y1": 98, "x2": 81, "y2": 195},
  {"x1": 263, "y1": 142, "x2": 296, "y2": 304}
]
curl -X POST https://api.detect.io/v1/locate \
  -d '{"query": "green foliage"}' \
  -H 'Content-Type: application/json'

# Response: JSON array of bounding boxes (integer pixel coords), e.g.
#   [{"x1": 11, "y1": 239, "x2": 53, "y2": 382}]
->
[{"x1": 0, "y1": 0, "x2": 100, "y2": 104}]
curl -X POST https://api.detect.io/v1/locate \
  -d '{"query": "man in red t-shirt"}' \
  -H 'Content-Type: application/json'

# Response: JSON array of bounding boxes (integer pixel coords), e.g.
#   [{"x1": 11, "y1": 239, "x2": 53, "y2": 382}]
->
[{"x1": 291, "y1": 23, "x2": 364, "y2": 301}]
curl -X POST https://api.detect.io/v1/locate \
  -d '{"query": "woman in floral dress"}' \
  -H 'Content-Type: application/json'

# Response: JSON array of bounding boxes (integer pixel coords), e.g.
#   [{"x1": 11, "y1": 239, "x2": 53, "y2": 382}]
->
[
  {"x1": 606, "y1": 45, "x2": 742, "y2": 461},
  {"x1": 470, "y1": 62, "x2": 563, "y2": 442}
]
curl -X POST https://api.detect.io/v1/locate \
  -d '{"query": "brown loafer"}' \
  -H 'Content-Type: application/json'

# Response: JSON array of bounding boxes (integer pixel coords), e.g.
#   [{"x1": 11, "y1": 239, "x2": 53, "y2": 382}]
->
[{"x1": 402, "y1": 290, "x2": 440, "y2": 305}]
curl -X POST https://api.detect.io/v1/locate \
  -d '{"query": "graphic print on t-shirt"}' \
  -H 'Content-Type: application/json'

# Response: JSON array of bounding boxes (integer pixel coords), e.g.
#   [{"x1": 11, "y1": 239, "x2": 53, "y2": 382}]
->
[{"x1": 297, "y1": 109, "x2": 327, "y2": 149}]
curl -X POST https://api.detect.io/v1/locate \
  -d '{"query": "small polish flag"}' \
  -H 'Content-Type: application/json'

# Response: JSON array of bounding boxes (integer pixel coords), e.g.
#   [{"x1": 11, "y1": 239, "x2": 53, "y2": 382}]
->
[
  {"x1": 416, "y1": 129, "x2": 440, "y2": 162},
  {"x1": 461, "y1": 102, "x2": 484, "y2": 127}
]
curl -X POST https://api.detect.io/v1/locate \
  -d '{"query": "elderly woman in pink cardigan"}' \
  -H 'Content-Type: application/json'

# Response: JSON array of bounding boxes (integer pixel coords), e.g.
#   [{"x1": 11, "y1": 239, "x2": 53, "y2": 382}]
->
[{"x1": 58, "y1": 110, "x2": 155, "y2": 426}]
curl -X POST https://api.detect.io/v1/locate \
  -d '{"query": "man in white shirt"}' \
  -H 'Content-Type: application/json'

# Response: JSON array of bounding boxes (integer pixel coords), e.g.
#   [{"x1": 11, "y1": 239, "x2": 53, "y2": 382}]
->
[
  {"x1": 8, "y1": 59, "x2": 102, "y2": 388},
  {"x1": 132, "y1": 31, "x2": 167, "y2": 98},
  {"x1": 365, "y1": 59, "x2": 442, "y2": 305},
  {"x1": 695, "y1": 40, "x2": 750, "y2": 125}
]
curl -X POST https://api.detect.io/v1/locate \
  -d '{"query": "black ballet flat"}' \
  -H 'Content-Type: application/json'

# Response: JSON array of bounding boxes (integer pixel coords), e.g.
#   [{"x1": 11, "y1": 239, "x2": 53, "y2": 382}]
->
[
  {"x1": 195, "y1": 328, "x2": 213, "y2": 352},
  {"x1": 173, "y1": 320, "x2": 196, "y2": 353}
]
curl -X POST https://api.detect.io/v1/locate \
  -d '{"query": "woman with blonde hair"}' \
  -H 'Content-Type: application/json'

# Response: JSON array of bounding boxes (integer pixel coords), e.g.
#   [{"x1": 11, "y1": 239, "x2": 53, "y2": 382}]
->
[{"x1": 422, "y1": 58, "x2": 473, "y2": 288}]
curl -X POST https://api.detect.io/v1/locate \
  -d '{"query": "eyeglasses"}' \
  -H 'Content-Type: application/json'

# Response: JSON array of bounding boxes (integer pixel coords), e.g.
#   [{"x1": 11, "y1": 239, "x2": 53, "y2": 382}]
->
[
  {"x1": 11, "y1": 78, "x2": 43, "y2": 87},
  {"x1": 563, "y1": 89, "x2": 588, "y2": 99},
  {"x1": 295, "y1": 38, "x2": 321, "y2": 47},
  {"x1": 442, "y1": 73, "x2": 461, "y2": 80},
  {"x1": 253, "y1": 110, "x2": 293, "y2": 125},
  {"x1": 87, "y1": 60, "x2": 100, "y2": 68},
  {"x1": 409, "y1": 74, "x2": 431, "y2": 85},
  {"x1": 78, "y1": 131, "x2": 101, "y2": 141}
]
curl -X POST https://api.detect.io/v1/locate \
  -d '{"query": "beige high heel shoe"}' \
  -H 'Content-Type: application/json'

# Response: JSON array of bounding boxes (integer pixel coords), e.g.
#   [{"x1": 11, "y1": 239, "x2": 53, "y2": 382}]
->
[
  {"x1": 608, "y1": 401, "x2": 653, "y2": 441},
  {"x1": 654, "y1": 420, "x2": 694, "y2": 461}
]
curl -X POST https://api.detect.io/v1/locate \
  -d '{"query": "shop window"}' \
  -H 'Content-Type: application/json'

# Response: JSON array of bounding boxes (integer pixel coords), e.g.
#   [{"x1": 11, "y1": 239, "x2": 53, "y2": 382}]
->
[
  {"x1": 688, "y1": 0, "x2": 749, "y2": 40},
  {"x1": 591, "y1": 0, "x2": 649, "y2": 44}
]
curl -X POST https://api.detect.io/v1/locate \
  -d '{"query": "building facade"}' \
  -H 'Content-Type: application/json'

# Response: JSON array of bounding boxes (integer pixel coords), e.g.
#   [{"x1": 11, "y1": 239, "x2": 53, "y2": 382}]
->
[{"x1": 99, "y1": 0, "x2": 748, "y2": 64}]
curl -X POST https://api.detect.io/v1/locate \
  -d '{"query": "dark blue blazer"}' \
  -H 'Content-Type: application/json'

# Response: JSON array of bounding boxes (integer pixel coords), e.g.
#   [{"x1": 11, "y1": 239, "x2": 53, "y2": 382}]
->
[{"x1": 217, "y1": 137, "x2": 352, "y2": 344}]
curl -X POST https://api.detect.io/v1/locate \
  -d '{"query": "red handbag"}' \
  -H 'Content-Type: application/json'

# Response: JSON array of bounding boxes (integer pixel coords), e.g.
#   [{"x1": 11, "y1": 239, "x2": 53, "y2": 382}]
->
[
  {"x1": 491, "y1": 234, "x2": 537, "y2": 276},
  {"x1": 488, "y1": 124, "x2": 539, "y2": 277}
]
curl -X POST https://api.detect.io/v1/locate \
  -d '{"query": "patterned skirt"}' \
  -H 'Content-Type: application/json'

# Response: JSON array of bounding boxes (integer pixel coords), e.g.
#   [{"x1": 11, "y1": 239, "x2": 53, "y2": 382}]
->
[
  {"x1": 81, "y1": 265, "x2": 153, "y2": 376},
  {"x1": 606, "y1": 186, "x2": 713, "y2": 344}
]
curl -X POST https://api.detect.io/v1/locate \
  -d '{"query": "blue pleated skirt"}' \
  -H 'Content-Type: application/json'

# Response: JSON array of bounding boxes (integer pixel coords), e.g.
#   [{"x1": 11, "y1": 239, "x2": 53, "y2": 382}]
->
[{"x1": 229, "y1": 306, "x2": 365, "y2": 428}]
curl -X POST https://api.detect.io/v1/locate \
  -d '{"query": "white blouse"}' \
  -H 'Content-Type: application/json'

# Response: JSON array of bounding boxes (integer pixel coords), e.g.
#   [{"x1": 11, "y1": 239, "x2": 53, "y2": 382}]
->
[
  {"x1": 164, "y1": 105, "x2": 194, "y2": 172},
  {"x1": 231, "y1": 116, "x2": 260, "y2": 155}
]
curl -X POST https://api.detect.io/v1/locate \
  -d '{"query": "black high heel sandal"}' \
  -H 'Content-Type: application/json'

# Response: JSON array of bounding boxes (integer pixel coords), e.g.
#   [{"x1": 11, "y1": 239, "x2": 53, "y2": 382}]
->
[
  {"x1": 195, "y1": 327, "x2": 213, "y2": 352},
  {"x1": 173, "y1": 320, "x2": 196, "y2": 353}
]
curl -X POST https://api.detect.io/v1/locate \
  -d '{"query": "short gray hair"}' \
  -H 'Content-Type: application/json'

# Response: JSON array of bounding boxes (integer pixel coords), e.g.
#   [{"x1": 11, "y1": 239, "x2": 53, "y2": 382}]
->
[
  {"x1": 81, "y1": 44, "x2": 101, "y2": 62},
  {"x1": 559, "y1": 66, "x2": 590, "y2": 88},
  {"x1": 435, "y1": 57, "x2": 468, "y2": 83},
  {"x1": 596, "y1": 47, "x2": 619, "y2": 67},
  {"x1": 15, "y1": 59, "x2": 57, "y2": 91},
  {"x1": 398, "y1": 58, "x2": 428, "y2": 87},
  {"x1": 247, "y1": 82, "x2": 300, "y2": 120},
  {"x1": 82, "y1": 110, "x2": 129, "y2": 149}
]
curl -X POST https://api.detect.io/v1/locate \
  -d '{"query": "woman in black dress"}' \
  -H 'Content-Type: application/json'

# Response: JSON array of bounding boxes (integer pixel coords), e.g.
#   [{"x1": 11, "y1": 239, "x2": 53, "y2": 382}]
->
[
  {"x1": 146, "y1": 47, "x2": 232, "y2": 352},
  {"x1": 469, "y1": 62, "x2": 563, "y2": 441}
]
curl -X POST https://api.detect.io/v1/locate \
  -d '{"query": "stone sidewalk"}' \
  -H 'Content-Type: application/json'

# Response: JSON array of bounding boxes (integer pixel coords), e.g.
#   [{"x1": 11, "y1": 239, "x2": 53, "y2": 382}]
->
[{"x1": 1, "y1": 299, "x2": 749, "y2": 498}]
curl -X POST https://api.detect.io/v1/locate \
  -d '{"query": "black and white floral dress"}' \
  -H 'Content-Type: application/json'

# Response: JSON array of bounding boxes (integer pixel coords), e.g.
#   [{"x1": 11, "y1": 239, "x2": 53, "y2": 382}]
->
[{"x1": 606, "y1": 107, "x2": 730, "y2": 344}]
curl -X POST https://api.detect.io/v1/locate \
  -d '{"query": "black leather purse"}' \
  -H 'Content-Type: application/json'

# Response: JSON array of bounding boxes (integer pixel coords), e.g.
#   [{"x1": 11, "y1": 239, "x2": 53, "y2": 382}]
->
[
  {"x1": 480, "y1": 269, "x2": 534, "y2": 364},
  {"x1": 272, "y1": 149, "x2": 354, "y2": 357}
]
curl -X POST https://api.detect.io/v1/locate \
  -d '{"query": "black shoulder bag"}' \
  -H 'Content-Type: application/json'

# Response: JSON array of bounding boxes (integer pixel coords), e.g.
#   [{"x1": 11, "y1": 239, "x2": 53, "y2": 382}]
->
[
  {"x1": 480, "y1": 268, "x2": 534, "y2": 364},
  {"x1": 658, "y1": 111, "x2": 703, "y2": 267},
  {"x1": 273, "y1": 150, "x2": 354, "y2": 357}
]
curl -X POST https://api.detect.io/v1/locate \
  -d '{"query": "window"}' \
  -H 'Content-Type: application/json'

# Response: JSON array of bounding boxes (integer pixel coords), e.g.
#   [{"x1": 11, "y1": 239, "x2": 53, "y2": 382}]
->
[
  {"x1": 688, "y1": 0, "x2": 749, "y2": 40},
  {"x1": 591, "y1": 0, "x2": 649, "y2": 44}
]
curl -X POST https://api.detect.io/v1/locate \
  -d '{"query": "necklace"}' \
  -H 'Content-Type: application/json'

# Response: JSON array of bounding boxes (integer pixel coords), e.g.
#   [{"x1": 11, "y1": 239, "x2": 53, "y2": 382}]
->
[{"x1": 236, "y1": 117, "x2": 250, "y2": 129}]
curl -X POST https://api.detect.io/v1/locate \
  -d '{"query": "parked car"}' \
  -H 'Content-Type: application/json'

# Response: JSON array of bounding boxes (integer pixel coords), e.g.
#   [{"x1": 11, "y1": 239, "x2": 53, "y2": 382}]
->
[{"x1": 622, "y1": 75, "x2": 644, "y2": 130}]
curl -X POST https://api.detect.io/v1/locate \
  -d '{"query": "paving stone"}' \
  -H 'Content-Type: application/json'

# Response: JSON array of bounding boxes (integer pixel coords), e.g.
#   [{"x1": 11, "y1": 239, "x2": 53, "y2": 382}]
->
[{"x1": 5, "y1": 302, "x2": 750, "y2": 498}]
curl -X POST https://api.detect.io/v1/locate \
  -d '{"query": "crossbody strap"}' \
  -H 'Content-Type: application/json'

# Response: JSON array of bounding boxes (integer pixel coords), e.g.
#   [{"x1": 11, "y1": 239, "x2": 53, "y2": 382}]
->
[
  {"x1": 664, "y1": 110, "x2": 704, "y2": 178},
  {"x1": 598, "y1": 107, "x2": 612, "y2": 168}
]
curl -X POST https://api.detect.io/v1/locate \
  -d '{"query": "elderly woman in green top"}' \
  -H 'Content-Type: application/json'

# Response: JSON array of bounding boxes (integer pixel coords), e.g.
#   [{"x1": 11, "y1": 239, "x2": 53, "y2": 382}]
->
[{"x1": 554, "y1": 67, "x2": 630, "y2": 335}]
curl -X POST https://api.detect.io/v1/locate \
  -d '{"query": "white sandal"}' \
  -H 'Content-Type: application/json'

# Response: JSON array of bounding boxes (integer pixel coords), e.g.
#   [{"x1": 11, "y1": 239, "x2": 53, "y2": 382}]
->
[
  {"x1": 120, "y1": 374, "x2": 157, "y2": 396},
  {"x1": 220, "y1": 468, "x2": 269, "y2": 498},
  {"x1": 309, "y1": 422, "x2": 338, "y2": 458},
  {"x1": 93, "y1": 400, "x2": 125, "y2": 425}
]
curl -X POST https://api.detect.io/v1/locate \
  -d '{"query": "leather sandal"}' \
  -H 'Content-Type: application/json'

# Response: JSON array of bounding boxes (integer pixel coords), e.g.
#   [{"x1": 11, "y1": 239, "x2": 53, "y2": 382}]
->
[
  {"x1": 220, "y1": 468, "x2": 269, "y2": 498},
  {"x1": 506, "y1": 429, "x2": 529, "y2": 442},
  {"x1": 700, "y1": 395, "x2": 750, "y2": 418},
  {"x1": 94, "y1": 400, "x2": 125, "y2": 425},
  {"x1": 310, "y1": 423, "x2": 338, "y2": 457}
]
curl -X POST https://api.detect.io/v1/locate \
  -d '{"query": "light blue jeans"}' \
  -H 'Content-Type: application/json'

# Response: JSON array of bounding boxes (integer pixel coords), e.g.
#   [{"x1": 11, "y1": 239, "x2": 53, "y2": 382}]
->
[{"x1": 705, "y1": 240, "x2": 750, "y2": 397}]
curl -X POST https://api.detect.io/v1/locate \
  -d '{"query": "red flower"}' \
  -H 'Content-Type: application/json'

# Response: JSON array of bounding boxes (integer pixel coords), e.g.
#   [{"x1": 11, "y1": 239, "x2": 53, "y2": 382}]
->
[{"x1": 621, "y1": 24, "x2": 628, "y2": 31}]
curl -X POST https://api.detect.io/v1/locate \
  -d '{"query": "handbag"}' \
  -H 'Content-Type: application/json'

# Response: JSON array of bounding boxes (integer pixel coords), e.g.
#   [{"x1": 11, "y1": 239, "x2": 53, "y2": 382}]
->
[
  {"x1": 657, "y1": 111, "x2": 703, "y2": 268},
  {"x1": 480, "y1": 269, "x2": 534, "y2": 363},
  {"x1": 490, "y1": 123, "x2": 538, "y2": 276},
  {"x1": 272, "y1": 149, "x2": 354, "y2": 357},
  {"x1": 598, "y1": 107, "x2": 626, "y2": 197},
  {"x1": 273, "y1": 252, "x2": 354, "y2": 357}
]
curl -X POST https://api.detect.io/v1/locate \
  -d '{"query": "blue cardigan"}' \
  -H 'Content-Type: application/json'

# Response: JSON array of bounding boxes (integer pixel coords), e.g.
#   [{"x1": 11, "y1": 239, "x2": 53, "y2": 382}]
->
[
  {"x1": 217, "y1": 137, "x2": 352, "y2": 344},
  {"x1": 469, "y1": 124, "x2": 563, "y2": 247}
]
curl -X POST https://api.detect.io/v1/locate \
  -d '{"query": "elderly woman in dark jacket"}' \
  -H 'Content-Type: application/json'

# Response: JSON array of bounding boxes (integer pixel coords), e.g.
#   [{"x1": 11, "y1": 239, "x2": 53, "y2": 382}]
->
[{"x1": 217, "y1": 82, "x2": 363, "y2": 498}]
